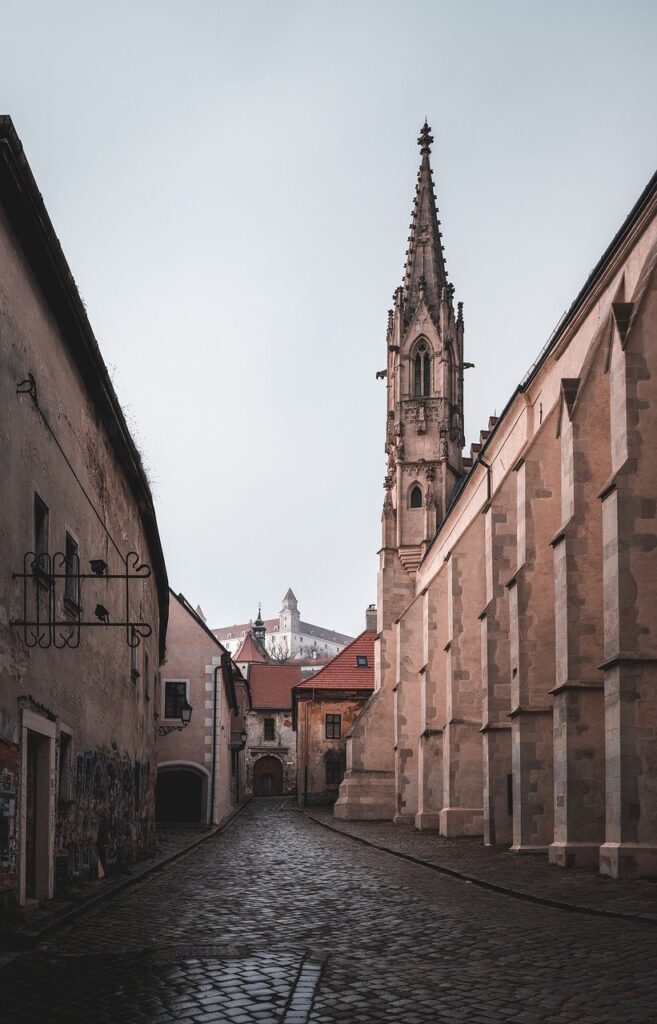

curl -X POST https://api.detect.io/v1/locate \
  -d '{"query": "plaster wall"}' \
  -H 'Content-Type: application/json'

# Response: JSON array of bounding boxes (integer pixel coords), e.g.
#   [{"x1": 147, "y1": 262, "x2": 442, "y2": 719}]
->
[
  {"x1": 296, "y1": 694, "x2": 370, "y2": 805},
  {"x1": 0, "y1": 202, "x2": 162, "y2": 907},
  {"x1": 156, "y1": 598, "x2": 246, "y2": 826}
]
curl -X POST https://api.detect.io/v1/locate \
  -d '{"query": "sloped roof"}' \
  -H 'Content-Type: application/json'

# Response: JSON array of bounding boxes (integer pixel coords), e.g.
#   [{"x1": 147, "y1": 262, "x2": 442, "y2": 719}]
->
[
  {"x1": 234, "y1": 630, "x2": 270, "y2": 664},
  {"x1": 249, "y1": 663, "x2": 302, "y2": 710},
  {"x1": 295, "y1": 630, "x2": 375, "y2": 691}
]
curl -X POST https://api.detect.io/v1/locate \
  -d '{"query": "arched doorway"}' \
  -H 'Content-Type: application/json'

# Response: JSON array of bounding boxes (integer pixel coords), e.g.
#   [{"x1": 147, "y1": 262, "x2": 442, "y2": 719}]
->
[
  {"x1": 253, "y1": 755, "x2": 284, "y2": 796},
  {"x1": 155, "y1": 768, "x2": 203, "y2": 823}
]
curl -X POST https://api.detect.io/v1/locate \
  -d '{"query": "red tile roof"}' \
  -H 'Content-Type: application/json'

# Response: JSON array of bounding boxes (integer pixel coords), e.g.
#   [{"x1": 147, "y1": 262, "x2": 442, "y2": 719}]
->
[
  {"x1": 295, "y1": 630, "x2": 375, "y2": 691},
  {"x1": 248, "y1": 663, "x2": 303, "y2": 710},
  {"x1": 234, "y1": 631, "x2": 270, "y2": 663}
]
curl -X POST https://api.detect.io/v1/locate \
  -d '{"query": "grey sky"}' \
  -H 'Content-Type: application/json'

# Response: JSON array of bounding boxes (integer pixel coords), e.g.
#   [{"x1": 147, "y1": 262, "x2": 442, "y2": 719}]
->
[{"x1": 3, "y1": 0, "x2": 656, "y2": 637}]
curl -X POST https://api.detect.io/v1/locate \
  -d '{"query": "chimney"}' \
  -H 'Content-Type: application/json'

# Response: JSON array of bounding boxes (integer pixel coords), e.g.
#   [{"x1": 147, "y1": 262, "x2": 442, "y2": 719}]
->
[{"x1": 365, "y1": 604, "x2": 377, "y2": 631}]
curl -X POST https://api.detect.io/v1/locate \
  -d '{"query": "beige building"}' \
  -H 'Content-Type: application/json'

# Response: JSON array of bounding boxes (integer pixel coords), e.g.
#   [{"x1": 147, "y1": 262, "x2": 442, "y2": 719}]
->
[
  {"x1": 0, "y1": 117, "x2": 168, "y2": 910},
  {"x1": 294, "y1": 618, "x2": 375, "y2": 806},
  {"x1": 337, "y1": 122, "x2": 657, "y2": 880},
  {"x1": 155, "y1": 592, "x2": 248, "y2": 825}
]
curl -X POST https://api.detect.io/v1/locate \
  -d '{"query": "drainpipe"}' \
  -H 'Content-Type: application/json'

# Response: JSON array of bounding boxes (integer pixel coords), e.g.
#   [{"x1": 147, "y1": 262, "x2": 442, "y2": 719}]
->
[
  {"x1": 304, "y1": 696, "x2": 311, "y2": 807},
  {"x1": 210, "y1": 662, "x2": 222, "y2": 826}
]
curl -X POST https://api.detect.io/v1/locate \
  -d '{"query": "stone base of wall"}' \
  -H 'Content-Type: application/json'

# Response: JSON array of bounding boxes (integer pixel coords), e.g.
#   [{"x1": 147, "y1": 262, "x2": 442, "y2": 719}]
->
[
  {"x1": 548, "y1": 841, "x2": 600, "y2": 869},
  {"x1": 439, "y1": 806, "x2": 484, "y2": 837},
  {"x1": 303, "y1": 791, "x2": 338, "y2": 807},
  {"x1": 334, "y1": 769, "x2": 395, "y2": 820},
  {"x1": 600, "y1": 843, "x2": 657, "y2": 880},
  {"x1": 414, "y1": 812, "x2": 441, "y2": 830}
]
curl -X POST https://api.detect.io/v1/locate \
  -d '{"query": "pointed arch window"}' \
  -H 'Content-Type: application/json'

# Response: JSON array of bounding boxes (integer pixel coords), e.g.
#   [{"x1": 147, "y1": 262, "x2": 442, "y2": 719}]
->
[
  {"x1": 410, "y1": 486, "x2": 423, "y2": 509},
  {"x1": 413, "y1": 340, "x2": 431, "y2": 397}
]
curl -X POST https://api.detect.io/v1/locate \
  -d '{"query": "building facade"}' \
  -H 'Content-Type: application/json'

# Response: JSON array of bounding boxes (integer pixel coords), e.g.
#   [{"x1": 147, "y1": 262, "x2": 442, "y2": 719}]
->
[
  {"x1": 244, "y1": 663, "x2": 301, "y2": 797},
  {"x1": 0, "y1": 117, "x2": 168, "y2": 909},
  {"x1": 156, "y1": 592, "x2": 248, "y2": 825},
  {"x1": 214, "y1": 589, "x2": 353, "y2": 661},
  {"x1": 231, "y1": 632, "x2": 301, "y2": 797},
  {"x1": 294, "y1": 620, "x2": 375, "y2": 806},
  {"x1": 337, "y1": 123, "x2": 657, "y2": 880}
]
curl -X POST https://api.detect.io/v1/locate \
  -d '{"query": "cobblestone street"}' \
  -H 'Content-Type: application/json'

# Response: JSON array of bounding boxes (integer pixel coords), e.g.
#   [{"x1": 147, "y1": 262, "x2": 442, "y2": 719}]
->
[{"x1": 3, "y1": 800, "x2": 657, "y2": 1024}]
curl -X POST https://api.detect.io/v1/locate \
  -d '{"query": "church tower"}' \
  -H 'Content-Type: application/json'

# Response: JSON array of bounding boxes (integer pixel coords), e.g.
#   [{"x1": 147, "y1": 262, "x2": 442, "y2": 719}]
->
[
  {"x1": 382, "y1": 121, "x2": 464, "y2": 572},
  {"x1": 336, "y1": 121, "x2": 465, "y2": 823},
  {"x1": 253, "y1": 603, "x2": 266, "y2": 645}
]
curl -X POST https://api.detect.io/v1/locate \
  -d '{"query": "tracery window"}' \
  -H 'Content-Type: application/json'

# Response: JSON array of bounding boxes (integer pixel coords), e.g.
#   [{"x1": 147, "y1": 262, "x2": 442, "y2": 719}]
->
[
  {"x1": 410, "y1": 486, "x2": 422, "y2": 509},
  {"x1": 413, "y1": 340, "x2": 431, "y2": 397}
]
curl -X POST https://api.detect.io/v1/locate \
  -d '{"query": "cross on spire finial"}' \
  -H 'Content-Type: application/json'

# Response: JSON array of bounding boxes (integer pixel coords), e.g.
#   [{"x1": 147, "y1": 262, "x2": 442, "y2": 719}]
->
[{"x1": 418, "y1": 120, "x2": 433, "y2": 155}]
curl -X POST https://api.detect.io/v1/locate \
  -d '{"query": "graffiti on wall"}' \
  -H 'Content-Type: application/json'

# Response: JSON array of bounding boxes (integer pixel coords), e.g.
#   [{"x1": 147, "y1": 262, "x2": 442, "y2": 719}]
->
[
  {"x1": 0, "y1": 766, "x2": 17, "y2": 877},
  {"x1": 57, "y1": 748, "x2": 153, "y2": 885},
  {"x1": 0, "y1": 742, "x2": 19, "y2": 886}
]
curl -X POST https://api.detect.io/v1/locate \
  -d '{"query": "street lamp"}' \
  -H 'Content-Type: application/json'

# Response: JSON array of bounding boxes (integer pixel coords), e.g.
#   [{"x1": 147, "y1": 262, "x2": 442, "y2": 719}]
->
[{"x1": 158, "y1": 698, "x2": 193, "y2": 737}]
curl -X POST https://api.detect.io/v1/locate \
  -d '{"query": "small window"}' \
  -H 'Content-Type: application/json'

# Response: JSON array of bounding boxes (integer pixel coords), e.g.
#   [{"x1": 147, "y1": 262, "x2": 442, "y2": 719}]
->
[
  {"x1": 326, "y1": 759, "x2": 342, "y2": 786},
  {"x1": 326, "y1": 714, "x2": 341, "y2": 739},
  {"x1": 413, "y1": 341, "x2": 432, "y2": 397},
  {"x1": 356, "y1": 655, "x2": 368, "y2": 667},
  {"x1": 410, "y1": 486, "x2": 422, "y2": 509},
  {"x1": 34, "y1": 493, "x2": 49, "y2": 571},
  {"x1": 164, "y1": 680, "x2": 187, "y2": 719},
  {"x1": 64, "y1": 532, "x2": 79, "y2": 606},
  {"x1": 264, "y1": 717, "x2": 275, "y2": 741}
]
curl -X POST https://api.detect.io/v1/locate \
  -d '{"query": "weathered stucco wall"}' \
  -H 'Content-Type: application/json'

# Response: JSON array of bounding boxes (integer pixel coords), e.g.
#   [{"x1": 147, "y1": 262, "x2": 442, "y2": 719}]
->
[
  {"x1": 297, "y1": 693, "x2": 370, "y2": 806},
  {"x1": 0, "y1": 189, "x2": 164, "y2": 905},
  {"x1": 245, "y1": 711, "x2": 296, "y2": 796}
]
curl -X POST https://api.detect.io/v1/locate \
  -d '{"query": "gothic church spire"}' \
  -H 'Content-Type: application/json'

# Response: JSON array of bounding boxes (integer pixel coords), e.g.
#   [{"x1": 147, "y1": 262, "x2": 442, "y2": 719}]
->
[{"x1": 402, "y1": 121, "x2": 448, "y2": 326}]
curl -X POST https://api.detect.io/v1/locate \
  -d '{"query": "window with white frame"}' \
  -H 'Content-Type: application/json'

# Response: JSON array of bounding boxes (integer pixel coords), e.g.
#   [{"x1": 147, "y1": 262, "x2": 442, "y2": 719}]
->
[{"x1": 164, "y1": 680, "x2": 188, "y2": 719}]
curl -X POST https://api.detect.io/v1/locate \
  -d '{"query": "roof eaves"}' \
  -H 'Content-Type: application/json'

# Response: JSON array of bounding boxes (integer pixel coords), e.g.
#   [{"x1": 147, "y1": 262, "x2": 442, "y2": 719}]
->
[{"x1": 0, "y1": 116, "x2": 169, "y2": 659}]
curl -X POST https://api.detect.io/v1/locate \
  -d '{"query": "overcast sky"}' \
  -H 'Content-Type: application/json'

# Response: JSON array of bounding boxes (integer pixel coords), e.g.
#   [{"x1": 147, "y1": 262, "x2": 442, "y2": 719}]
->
[{"x1": 2, "y1": 1, "x2": 657, "y2": 637}]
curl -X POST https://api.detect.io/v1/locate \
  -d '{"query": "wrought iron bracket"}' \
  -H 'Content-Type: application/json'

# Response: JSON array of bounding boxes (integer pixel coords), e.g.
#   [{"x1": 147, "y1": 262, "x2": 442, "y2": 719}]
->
[
  {"x1": 158, "y1": 724, "x2": 186, "y2": 737},
  {"x1": 11, "y1": 550, "x2": 152, "y2": 650}
]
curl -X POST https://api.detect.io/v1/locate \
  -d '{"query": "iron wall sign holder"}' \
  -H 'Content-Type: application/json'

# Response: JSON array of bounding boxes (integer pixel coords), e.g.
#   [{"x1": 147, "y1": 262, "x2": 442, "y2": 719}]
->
[{"x1": 11, "y1": 550, "x2": 152, "y2": 650}]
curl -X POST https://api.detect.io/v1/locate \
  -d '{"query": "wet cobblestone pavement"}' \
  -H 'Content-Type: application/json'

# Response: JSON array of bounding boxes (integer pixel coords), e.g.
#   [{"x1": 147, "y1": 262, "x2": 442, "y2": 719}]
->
[
  {"x1": 3, "y1": 799, "x2": 657, "y2": 1023},
  {"x1": 304, "y1": 809, "x2": 657, "y2": 921}
]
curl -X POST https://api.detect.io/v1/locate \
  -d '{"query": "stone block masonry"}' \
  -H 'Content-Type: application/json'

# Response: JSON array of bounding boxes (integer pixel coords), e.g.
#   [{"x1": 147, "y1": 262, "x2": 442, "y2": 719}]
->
[{"x1": 337, "y1": 122, "x2": 657, "y2": 879}]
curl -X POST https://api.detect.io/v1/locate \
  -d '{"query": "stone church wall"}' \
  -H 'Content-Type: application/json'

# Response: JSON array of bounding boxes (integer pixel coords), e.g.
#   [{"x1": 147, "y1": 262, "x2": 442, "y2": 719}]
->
[{"x1": 337, "y1": 124, "x2": 657, "y2": 879}]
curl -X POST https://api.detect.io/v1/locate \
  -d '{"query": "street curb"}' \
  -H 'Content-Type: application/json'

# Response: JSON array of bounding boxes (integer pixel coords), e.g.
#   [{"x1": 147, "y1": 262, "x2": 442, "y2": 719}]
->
[
  {"x1": 2, "y1": 798, "x2": 252, "y2": 952},
  {"x1": 303, "y1": 811, "x2": 657, "y2": 927}
]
